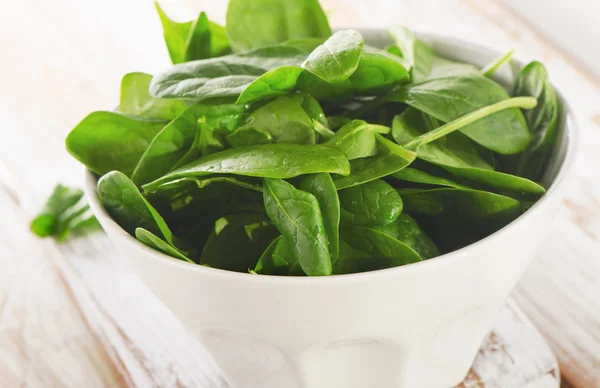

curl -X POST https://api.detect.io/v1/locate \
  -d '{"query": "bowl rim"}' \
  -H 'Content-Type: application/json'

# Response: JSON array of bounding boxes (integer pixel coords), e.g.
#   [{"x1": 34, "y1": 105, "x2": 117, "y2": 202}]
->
[{"x1": 84, "y1": 31, "x2": 579, "y2": 285}]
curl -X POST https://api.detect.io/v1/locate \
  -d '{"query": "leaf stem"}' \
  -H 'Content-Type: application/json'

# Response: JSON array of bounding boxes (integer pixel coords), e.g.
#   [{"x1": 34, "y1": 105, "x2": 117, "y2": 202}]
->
[
  {"x1": 312, "y1": 119, "x2": 336, "y2": 139},
  {"x1": 481, "y1": 49, "x2": 515, "y2": 77},
  {"x1": 402, "y1": 96, "x2": 537, "y2": 150}
]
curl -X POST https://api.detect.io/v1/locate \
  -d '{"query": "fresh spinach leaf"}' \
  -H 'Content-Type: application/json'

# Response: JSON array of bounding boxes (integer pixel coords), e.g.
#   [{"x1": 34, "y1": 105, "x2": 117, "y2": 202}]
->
[
  {"x1": 119, "y1": 72, "x2": 187, "y2": 120},
  {"x1": 390, "y1": 167, "x2": 469, "y2": 189},
  {"x1": 135, "y1": 227, "x2": 193, "y2": 263},
  {"x1": 398, "y1": 187, "x2": 521, "y2": 251},
  {"x1": 201, "y1": 213, "x2": 278, "y2": 272},
  {"x1": 334, "y1": 225, "x2": 422, "y2": 274},
  {"x1": 254, "y1": 236, "x2": 292, "y2": 275},
  {"x1": 225, "y1": 0, "x2": 331, "y2": 52},
  {"x1": 388, "y1": 25, "x2": 433, "y2": 82},
  {"x1": 325, "y1": 120, "x2": 390, "y2": 160},
  {"x1": 97, "y1": 171, "x2": 183, "y2": 254},
  {"x1": 339, "y1": 179, "x2": 403, "y2": 227},
  {"x1": 66, "y1": 112, "x2": 165, "y2": 177},
  {"x1": 508, "y1": 61, "x2": 559, "y2": 181},
  {"x1": 388, "y1": 26, "x2": 478, "y2": 82},
  {"x1": 391, "y1": 107, "x2": 545, "y2": 195},
  {"x1": 236, "y1": 66, "x2": 305, "y2": 105},
  {"x1": 30, "y1": 183, "x2": 100, "y2": 243},
  {"x1": 155, "y1": 3, "x2": 230, "y2": 63},
  {"x1": 31, "y1": 184, "x2": 83, "y2": 237},
  {"x1": 149, "y1": 45, "x2": 307, "y2": 100},
  {"x1": 389, "y1": 75, "x2": 531, "y2": 154},
  {"x1": 298, "y1": 51, "x2": 409, "y2": 100},
  {"x1": 334, "y1": 134, "x2": 416, "y2": 190},
  {"x1": 298, "y1": 173, "x2": 340, "y2": 261},
  {"x1": 373, "y1": 213, "x2": 439, "y2": 259},
  {"x1": 302, "y1": 30, "x2": 364, "y2": 83},
  {"x1": 228, "y1": 94, "x2": 322, "y2": 146},
  {"x1": 263, "y1": 178, "x2": 331, "y2": 276},
  {"x1": 143, "y1": 143, "x2": 350, "y2": 192},
  {"x1": 132, "y1": 102, "x2": 246, "y2": 185}
]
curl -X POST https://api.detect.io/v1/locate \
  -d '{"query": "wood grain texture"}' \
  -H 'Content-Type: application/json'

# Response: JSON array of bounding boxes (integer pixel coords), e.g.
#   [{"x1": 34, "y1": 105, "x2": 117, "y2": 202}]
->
[{"x1": 0, "y1": 0, "x2": 598, "y2": 386}]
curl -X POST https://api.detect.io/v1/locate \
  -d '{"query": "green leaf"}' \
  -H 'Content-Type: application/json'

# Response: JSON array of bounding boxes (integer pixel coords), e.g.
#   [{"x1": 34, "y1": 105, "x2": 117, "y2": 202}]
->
[
  {"x1": 155, "y1": 3, "x2": 230, "y2": 63},
  {"x1": 387, "y1": 26, "x2": 478, "y2": 82},
  {"x1": 145, "y1": 176, "x2": 263, "y2": 195},
  {"x1": 391, "y1": 108, "x2": 545, "y2": 195},
  {"x1": 388, "y1": 25, "x2": 434, "y2": 83},
  {"x1": 132, "y1": 102, "x2": 246, "y2": 185},
  {"x1": 136, "y1": 227, "x2": 193, "y2": 263},
  {"x1": 507, "y1": 61, "x2": 559, "y2": 181},
  {"x1": 334, "y1": 135, "x2": 416, "y2": 190},
  {"x1": 236, "y1": 66, "x2": 304, "y2": 105},
  {"x1": 228, "y1": 94, "x2": 322, "y2": 146},
  {"x1": 225, "y1": 0, "x2": 331, "y2": 52},
  {"x1": 302, "y1": 30, "x2": 364, "y2": 83},
  {"x1": 390, "y1": 167, "x2": 469, "y2": 189},
  {"x1": 66, "y1": 112, "x2": 165, "y2": 177},
  {"x1": 254, "y1": 236, "x2": 293, "y2": 275},
  {"x1": 334, "y1": 225, "x2": 422, "y2": 274},
  {"x1": 325, "y1": 120, "x2": 390, "y2": 160},
  {"x1": 373, "y1": 213, "x2": 439, "y2": 259},
  {"x1": 298, "y1": 173, "x2": 340, "y2": 261},
  {"x1": 339, "y1": 179, "x2": 403, "y2": 227},
  {"x1": 143, "y1": 143, "x2": 350, "y2": 192},
  {"x1": 299, "y1": 51, "x2": 409, "y2": 100},
  {"x1": 200, "y1": 214, "x2": 278, "y2": 272},
  {"x1": 119, "y1": 72, "x2": 187, "y2": 120},
  {"x1": 263, "y1": 178, "x2": 331, "y2": 276},
  {"x1": 31, "y1": 184, "x2": 83, "y2": 237},
  {"x1": 97, "y1": 171, "x2": 182, "y2": 254},
  {"x1": 398, "y1": 187, "x2": 522, "y2": 251},
  {"x1": 389, "y1": 75, "x2": 530, "y2": 154},
  {"x1": 149, "y1": 45, "x2": 307, "y2": 100}
]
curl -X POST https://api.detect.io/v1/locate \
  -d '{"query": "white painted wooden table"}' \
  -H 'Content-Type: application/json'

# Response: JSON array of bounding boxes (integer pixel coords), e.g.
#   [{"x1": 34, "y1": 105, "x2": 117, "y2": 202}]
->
[{"x1": 1, "y1": 0, "x2": 598, "y2": 387}]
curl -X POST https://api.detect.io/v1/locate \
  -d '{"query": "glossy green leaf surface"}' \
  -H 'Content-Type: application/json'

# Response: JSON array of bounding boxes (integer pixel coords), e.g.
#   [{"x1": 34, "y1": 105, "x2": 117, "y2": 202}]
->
[{"x1": 263, "y1": 178, "x2": 331, "y2": 276}]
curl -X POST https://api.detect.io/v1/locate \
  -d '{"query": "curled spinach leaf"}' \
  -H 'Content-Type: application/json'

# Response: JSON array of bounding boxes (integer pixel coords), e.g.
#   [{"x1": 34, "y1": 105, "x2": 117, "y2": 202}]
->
[
  {"x1": 507, "y1": 61, "x2": 559, "y2": 181},
  {"x1": 97, "y1": 171, "x2": 184, "y2": 256},
  {"x1": 136, "y1": 227, "x2": 193, "y2": 263}
]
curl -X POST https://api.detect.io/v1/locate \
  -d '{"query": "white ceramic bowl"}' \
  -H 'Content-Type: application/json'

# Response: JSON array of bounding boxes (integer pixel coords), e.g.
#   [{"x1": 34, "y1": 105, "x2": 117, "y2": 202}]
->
[{"x1": 85, "y1": 30, "x2": 577, "y2": 388}]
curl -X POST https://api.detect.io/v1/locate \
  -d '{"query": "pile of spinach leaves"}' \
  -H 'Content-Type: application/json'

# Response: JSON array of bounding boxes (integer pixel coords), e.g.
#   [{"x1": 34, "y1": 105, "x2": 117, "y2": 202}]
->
[{"x1": 34, "y1": 0, "x2": 559, "y2": 276}]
